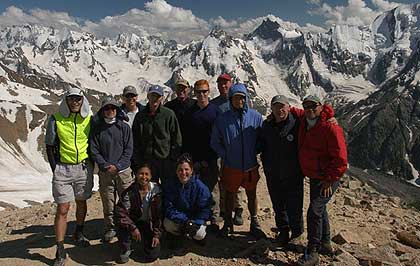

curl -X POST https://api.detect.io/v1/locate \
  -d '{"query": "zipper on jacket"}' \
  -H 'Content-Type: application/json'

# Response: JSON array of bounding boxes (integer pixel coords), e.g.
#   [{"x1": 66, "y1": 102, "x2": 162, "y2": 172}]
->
[
  {"x1": 74, "y1": 113, "x2": 79, "y2": 164},
  {"x1": 239, "y1": 111, "x2": 245, "y2": 172},
  {"x1": 152, "y1": 116, "x2": 156, "y2": 158}
]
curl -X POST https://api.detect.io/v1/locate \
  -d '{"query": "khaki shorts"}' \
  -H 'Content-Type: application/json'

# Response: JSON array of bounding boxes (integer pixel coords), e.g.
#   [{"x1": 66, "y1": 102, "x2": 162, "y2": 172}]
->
[{"x1": 52, "y1": 161, "x2": 94, "y2": 204}]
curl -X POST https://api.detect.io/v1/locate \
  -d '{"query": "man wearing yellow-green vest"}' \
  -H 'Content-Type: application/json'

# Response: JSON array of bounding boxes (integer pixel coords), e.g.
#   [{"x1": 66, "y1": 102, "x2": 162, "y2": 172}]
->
[{"x1": 45, "y1": 86, "x2": 93, "y2": 266}]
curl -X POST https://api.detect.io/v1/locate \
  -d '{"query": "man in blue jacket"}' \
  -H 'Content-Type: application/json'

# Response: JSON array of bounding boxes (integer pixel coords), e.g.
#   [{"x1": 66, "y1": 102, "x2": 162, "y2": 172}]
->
[
  {"x1": 211, "y1": 83, "x2": 266, "y2": 239},
  {"x1": 90, "y1": 96, "x2": 134, "y2": 243},
  {"x1": 210, "y1": 73, "x2": 246, "y2": 227}
]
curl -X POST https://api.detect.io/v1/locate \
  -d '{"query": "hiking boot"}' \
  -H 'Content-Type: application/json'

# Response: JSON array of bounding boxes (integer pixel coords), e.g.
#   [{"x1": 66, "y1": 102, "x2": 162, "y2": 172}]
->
[
  {"x1": 288, "y1": 234, "x2": 305, "y2": 253},
  {"x1": 320, "y1": 240, "x2": 334, "y2": 256},
  {"x1": 117, "y1": 249, "x2": 131, "y2": 264},
  {"x1": 103, "y1": 229, "x2": 116, "y2": 243},
  {"x1": 249, "y1": 221, "x2": 267, "y2": 239},
  {"x1": 297, "y1": 249, "x2": 319, "y2": 266},
  {"x1": 72, "y1": 231, "x2": 90, "y2": 247},
  {"x1": 207, "y1": 223, "x2": 220, "y2": 234},
  {"x1": 276, "y1": 228, "x2": 290, "y2": 246},
  {"x1": 54, "y1": 247, "x2": 67, "y2": 266},
  {"x1": 233, "y1": 208, "x2": 244, "y2": 226}
]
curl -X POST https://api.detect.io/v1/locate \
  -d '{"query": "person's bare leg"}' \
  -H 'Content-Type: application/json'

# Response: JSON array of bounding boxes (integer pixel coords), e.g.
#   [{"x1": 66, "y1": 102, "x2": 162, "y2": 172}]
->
[
  {"x1": 246, "y1": 188, "x2": 258, "y2": 217},
  {"x1": 55, "y1": 202, "x2": 70, "y2": 242},
  {"x1": 73, "y1": 199, "x2": 90, "y2": 246},
  {"x1": 75, "y1": 199, "x2": 87, "y2": 225}
]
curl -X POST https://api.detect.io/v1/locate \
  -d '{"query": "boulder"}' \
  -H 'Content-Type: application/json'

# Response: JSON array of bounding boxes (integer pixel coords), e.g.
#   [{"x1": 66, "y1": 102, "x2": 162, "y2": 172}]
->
[
  {"x1": 396, "y1": 231, "x2": 420, "y2": 249},
  {"x1": 332, "y1": 230, "x2": 373, "y2": 245},
  {"x1": 332, "y1": 248, "x2": 359, "y2": 266},
  {"x1": 351, "y1": 245, "x2": 402, "y2": 266}
]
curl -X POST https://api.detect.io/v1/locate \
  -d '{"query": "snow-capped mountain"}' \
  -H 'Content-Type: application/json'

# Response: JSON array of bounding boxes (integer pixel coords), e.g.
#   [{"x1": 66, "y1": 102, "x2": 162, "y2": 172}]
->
[{"x1": 0, "y1": 4, "x2": 419, "y2": 207}]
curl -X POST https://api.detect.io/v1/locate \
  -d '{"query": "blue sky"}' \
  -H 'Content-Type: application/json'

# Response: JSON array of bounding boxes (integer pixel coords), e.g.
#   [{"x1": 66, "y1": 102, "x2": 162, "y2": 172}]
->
[
  {"x1": 0, "y1": 0, "x2": 414, "y2": 25},
  {"x1": 0, "y1": 0, "x2": 345, "y2": 25},
  {"x1": 0, "y1": 0, "x2": 414, "y2": 43}
]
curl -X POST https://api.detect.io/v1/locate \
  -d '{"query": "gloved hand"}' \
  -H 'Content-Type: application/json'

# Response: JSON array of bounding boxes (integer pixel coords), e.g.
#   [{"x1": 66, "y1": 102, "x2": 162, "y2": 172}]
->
[{"x1": 184, "y1": 220, "x2": 199, "y2": 238}]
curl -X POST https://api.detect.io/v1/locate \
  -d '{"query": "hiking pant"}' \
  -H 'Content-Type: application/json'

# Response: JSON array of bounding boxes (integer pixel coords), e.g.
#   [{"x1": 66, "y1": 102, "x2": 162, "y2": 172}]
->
[
  {"x1": 266, "y1": 174, "x2": 304, "y2": 237},
  {"x1": 99, "y1": 168, "x2": 134, "y2": 231},
  {"x1": 164, "y1": 218, "x2": 206, "y2": 240},
  {"x1": 195, "y1": 159, "x2": 221, "y2": 223},
  {"x1": 117, "y1": 220, "x2": 160, "y2": 261},
  {"x1": 217, "y1": 158, "x2": 246, "y2": 213},
  {"x1": 307, "y1": 179, "x2": 340, "y2": 250}
]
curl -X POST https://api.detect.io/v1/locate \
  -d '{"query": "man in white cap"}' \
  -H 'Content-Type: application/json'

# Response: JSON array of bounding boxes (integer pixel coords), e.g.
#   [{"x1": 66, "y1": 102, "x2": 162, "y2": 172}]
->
[
  {"x1": 132, "y1": 85, "x2": 182, "y2": 185},
  {"x1": 45, "y1": 85, "x2": 93, "y2": 266},
  {"x1": 90, "y1": 96, "x2": 134, "y2": 243},
  {"x1": 165, "y1": 78, "x2": 196, "y2": 153}
]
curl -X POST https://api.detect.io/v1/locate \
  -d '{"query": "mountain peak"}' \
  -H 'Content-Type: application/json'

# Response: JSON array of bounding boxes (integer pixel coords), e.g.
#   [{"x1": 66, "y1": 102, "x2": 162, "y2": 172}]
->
[
  {"x1": 248, "y1": 18, "x2": 282, "y2": 41},
  {"x1": 208, "y1": 26, "x2": 229, "y2": 39}
]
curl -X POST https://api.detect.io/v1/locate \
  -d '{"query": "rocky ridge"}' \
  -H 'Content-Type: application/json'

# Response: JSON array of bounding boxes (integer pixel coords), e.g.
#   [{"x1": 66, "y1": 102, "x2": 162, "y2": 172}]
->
[{"x1": 0, "y1": 166, "x2": 419, "y2": 266}]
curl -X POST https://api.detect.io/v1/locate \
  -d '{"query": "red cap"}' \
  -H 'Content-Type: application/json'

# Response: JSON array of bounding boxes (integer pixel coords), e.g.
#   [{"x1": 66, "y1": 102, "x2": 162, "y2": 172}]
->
[{"x1": 217, "y1": 73, "x2": 231, "y2": 82}]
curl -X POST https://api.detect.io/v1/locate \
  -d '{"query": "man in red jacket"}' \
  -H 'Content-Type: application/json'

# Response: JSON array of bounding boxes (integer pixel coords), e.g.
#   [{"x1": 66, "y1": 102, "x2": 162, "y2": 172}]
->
[{"x1": 297, "y1": 95, "x2": 347, "y2": 266}]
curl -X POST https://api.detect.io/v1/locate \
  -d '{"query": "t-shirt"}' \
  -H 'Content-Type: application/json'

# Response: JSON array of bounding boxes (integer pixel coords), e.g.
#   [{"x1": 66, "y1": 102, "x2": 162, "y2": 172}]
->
[
  {"x1": 126, "y1": 109, "x2": 139, "y2": 128},
  {"x1": 140, "y1": 182, "x2": 161, "y2": 222}
]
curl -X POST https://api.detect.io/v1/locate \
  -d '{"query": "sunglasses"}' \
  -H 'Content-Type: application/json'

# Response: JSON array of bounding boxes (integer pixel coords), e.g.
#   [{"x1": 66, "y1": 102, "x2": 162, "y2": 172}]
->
[
  {"x1": 103, "y1": 105, "x2": 117, "y2": 111},
  {"x1": 67, "y1": 96, "x2": 83, "y2": 102},
  {"x1": 195, "y1": 90, "x2": 209, "y2": 95},
  {"x1": 124, "y1": 93, "x2": 137, "y2": 98},
  {"x1": 303, "y1": 103, "x2": 320, "y2": 110},
  {"x1": 177, "y1": 153, "x2": 193, "y2": 164}
]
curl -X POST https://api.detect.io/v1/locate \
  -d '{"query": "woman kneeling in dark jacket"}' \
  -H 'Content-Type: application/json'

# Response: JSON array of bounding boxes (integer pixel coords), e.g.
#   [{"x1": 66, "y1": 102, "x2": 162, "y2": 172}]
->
[{"x1": 114, "y1": 164, "x2": 162, "y2": 263}]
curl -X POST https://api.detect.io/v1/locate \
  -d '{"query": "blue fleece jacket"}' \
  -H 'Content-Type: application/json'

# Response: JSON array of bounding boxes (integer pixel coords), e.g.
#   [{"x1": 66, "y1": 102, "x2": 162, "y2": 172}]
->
[
  {"x1": 163, "y1": 174, "x2": 211, "y2": 225},
  {"x1": 210, "y1": 83, "x2": 263, "y2": 171},
  {"x1": 90, "y1": 108, "x2": 133, "y2": 172}
]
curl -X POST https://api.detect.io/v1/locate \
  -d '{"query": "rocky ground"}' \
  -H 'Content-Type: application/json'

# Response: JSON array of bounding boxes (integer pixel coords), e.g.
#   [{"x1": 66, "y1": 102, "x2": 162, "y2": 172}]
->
[{"x1": 0, "y1": 166, "x2": 419, "y2": 266}]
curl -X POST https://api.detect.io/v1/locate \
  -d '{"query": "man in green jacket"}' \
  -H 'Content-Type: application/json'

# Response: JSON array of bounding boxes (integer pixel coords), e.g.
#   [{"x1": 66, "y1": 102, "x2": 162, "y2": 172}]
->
[
  {"x1": 45, "y1": 86, "x2": 93, "y2": 266},
  {"x1": 132, "y1": 85, "x2": 182, "y2": 185}
]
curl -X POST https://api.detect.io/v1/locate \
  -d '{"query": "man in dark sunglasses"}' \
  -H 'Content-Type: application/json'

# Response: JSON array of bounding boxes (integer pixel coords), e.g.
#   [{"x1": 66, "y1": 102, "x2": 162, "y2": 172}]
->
[
  {"x1": 121, "y1": 85, "x2": 144, "y2": 128},
  {"x1": 297, "y1": 95, "x2": 348, "y2": 266},
  {"x1": 90, "y1": 96, "x2": 134, "y2": 243},
  {"x1": 182, "y1": 79, "x2": 222, "y2": 232},
  {"x1": 45, "y1": 86, "x2": 93, "y2": 266}
]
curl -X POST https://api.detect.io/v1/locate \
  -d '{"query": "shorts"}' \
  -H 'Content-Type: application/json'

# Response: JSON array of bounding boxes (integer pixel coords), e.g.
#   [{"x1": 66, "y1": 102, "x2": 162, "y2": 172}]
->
[
  {"x1": 221, "y1": 166, "x2": 260, "y2": 193},
  {"x1": 52, "y1": 161, "x2": 94, "y2": 204}
]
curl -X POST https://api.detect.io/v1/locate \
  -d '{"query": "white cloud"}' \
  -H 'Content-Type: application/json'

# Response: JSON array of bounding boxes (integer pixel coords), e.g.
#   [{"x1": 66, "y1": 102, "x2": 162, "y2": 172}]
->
[
  {"x1": 308, "y1": 0, "x2": 407, "y2": 27},
  {"x1": 84, "y1": 0, "x2": 210, "y2": 43},
  {"x1": 0, "y1": 0, "x2": 404, "y2": 45},
  {"x1": 0, "y1": 6, "x2": 82, "y2": 30},
  {"x1": 211, "y1": 16, "x2": 266, "y2": 38},
  {"x1": 371, "y1": 0, "x2": 401, "y2": 12},
  {"x1": 306, "y1": 0, "x2": 322, "y2": 5},
  {"x1": 300, "y1": 23, "x2": 327, "y2": 33}
]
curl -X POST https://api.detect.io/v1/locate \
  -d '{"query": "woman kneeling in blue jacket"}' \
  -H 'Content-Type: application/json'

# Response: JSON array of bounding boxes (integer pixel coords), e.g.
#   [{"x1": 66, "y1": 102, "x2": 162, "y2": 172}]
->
[{"x1": 163, "y1": 153, "x2": 212, "y2": 245}]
